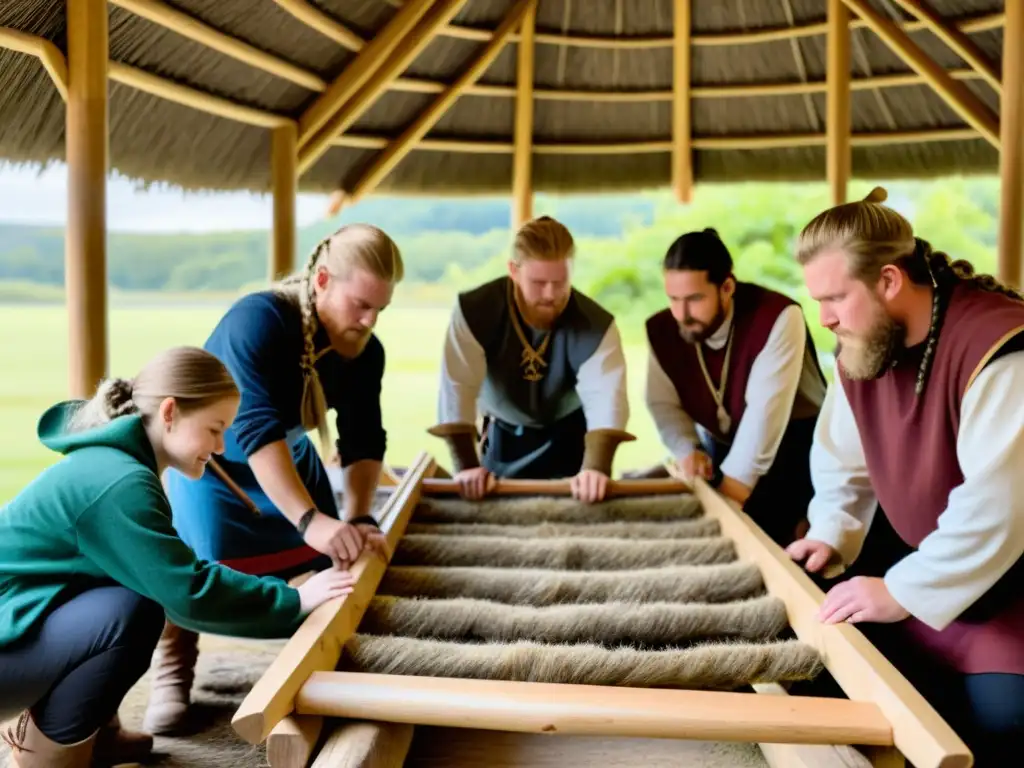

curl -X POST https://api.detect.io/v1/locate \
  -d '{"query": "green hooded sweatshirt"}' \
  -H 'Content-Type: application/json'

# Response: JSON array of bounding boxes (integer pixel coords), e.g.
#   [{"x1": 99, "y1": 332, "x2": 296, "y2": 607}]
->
[{"x1": 0, "y1": 401, "x2": 303, "y2": 649}]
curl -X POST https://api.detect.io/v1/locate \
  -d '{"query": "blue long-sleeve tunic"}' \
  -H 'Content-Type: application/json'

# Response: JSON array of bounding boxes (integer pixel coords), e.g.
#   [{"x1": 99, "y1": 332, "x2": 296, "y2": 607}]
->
[{"x1": 165, "y1": 290, "x2": 387, "y2": 575}]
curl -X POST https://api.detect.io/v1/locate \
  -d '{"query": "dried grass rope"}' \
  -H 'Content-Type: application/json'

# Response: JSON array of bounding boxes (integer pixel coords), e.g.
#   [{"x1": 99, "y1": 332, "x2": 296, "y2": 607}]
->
[{"x1": 344, "y1": 493, "x2": 822, "y2": 691}]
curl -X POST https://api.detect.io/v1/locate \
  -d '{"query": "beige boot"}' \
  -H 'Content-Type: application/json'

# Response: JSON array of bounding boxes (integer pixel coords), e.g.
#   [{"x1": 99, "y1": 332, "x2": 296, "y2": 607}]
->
[
  {"x1": 3, "y1": 711, "x2": 96, "y2": 768},
  {"x1": 141, "y1": 619, "x2": 199, "y2": 735},
  {"x1": 93, "y1": 713, "x2": 153, "y2": 766}
]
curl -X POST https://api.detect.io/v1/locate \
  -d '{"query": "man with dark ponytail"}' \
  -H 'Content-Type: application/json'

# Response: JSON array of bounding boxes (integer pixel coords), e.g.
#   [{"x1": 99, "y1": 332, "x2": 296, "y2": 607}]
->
[
  {"x1": 643, "y1": 227, "x2": 828, "y2": 547},
  {"x1": 147, "y1": 224, "x2": 403, "y2": 734},
  {"x1": 429, "y1": 215, "x2": 631, "y2": 503},
  {"x1": 788, "y1": 187, "x2": 1024, "y2": 766}
]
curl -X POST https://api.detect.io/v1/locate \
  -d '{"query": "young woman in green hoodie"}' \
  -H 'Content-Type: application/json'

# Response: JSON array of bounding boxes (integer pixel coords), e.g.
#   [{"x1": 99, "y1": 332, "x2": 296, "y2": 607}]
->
[{"x1": 0, "y1": 346, "x2": 361, "y2": 768}]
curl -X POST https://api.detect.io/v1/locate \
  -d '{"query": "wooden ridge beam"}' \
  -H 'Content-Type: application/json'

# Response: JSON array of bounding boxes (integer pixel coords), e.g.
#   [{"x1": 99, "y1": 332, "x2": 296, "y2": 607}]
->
[
  {"x1": 296, "y1": 0, "x2": 434, "y2": 149},
  {"x1": 840, "y1": 0, "x2": 1000, "y2": 148},
  {"x1": 691, "y1": 477, "x2": 971, "y2": 768},
  {"x1": 231, "y1": 452, "x2": 436, "y2": 745},
  {"x1": 827, "y1": 0, "x2": 851, "y2": 206},
  {"x1": 0, "y1": 27, "x2": 68, "y2": 101},
  {"x1": 297, "y1": 0, "x2": 469, "y2": 177},
  {"x1": 511, "y1": 0, "x2": 537, "y2": 229},
  {"x1": 342, "y1": 0, "x2": 538, "y2": 205},
  {"x1": 671, "y1": 0, "x2": 693, "y2": 204},
  {"x1": 107, "y1": 0, "x2": 327, "y2": 92},
  {"x1": 294, "y1": 671, "x2": 894, "y2": 747},
  {"x1": 330, "y1": 126, "x2": 980, "y2": 155},
  {"x1": 889, "y1": 0, "x2": 1001, "y2": 94}
]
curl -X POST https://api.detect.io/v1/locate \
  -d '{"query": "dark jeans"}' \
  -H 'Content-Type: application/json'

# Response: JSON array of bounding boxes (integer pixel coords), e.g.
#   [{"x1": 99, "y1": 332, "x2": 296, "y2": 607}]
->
[
  {"x1": 802, "y1": 510, "x2": 1024, "y2": 767},
  {"x1": 0, "y1": 585, "x2": 165, "y2": 744},
  {"x1": 481, "y1": 407, "x2": 588, "y2": 480}
]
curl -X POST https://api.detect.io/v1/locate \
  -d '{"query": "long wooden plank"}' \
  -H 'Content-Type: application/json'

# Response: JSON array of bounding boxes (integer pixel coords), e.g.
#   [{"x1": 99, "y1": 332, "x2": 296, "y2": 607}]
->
[
  {"x1": 231, "y1": 451, "x2": 436, "y2": 744},
  {"x1": 294, "y1": 671, "x2": 893, "y2": 747},
  {"x1": 691, "y1": 478, "x2": 972, "y2": 768},
  {"x1": 421, "y1": 477, "x2": 690, "y2": 497}
]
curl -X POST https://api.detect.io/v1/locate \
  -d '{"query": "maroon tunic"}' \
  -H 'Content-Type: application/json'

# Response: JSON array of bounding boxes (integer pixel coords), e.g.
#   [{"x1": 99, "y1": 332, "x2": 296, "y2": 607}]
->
[
  {"x1": 840, "y1": 282, "x2": 1024, "y2": 675},
  {"x1": 646, "y1": 282, "x2": 802, "y2": 443}
]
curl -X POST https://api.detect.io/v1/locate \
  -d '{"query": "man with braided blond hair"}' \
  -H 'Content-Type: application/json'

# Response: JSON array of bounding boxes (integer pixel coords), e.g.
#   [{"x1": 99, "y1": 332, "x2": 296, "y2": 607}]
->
[
  {"x1": 144, "y1": 223, "x2": 402, "y2": 734},
  {"x1": 787, "y1": 187, "x2": 1024, "y2": 766},
  {"x1": 431, "y1": 215, "x2": 631, "y2": 503}
]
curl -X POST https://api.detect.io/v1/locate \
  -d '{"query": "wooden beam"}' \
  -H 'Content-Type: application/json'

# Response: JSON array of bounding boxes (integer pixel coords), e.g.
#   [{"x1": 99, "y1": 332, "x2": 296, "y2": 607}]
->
[
  {"x1": 232, "y1": 452, "x2": 435, "y2": 745},
  {"x1": 691, "y1": 478, "x2": 971, "y2": 768},
  {"x1": 671, "y1": 0, "x2": 693, "y2": 204},
  {"x1": 270, "y1": 123, "x2": 298, "y2": 282},
  {"x1": 294, "y1": 671, "x2": 893, "y2": 747},
  {"x1": 330, "y1": 126, "x2": 980, "y2": 155},
  {"x1": 343, "y1": 0, "x2": 539, "y2": 204},
  {"x1": 839, "y1": 0, "x2": 999, "y2": 148},
  {"x1": 66, "y1": 0, "x2": 109, "y2": 399},
  {"x1": 107, "y1": 62, "x2": 290, "y2": 128},
  {"x1": 422, "y1": 477, "x2": 690, "y2": 497},
  {"x1": 0, "y1": 27, "x2": 68, "y2": 101},
  {"x1": 297, "y1": 0, "x2": 469, "y2": 176},
  {"x1": 511, "y1": 0, "x2": 537, "y2": 229},
  {"x1": 267, "y1": 714, "x2": 323, "y2": 768},
  {"x1": 827, "y1": 0, "x2": 851, "y2": 206},
  {"x1": 272, "y1": 0, "x2": 363, "y2": 52},
  {"x1": 309, "y1": 720, "x2": 414, "y2": 768},
  {"x1": 999, "y1": 0, "x2": 1024, "y2": 288},
  {"x1": 108, "y1": 0, "x2": 327, "y2": 92},
  {"x1": 889, "y1": 0, "x2": 1001, "y2": 94},
  {"x1": 296, "y1": 0, "x2": 434, "y2": 149}
]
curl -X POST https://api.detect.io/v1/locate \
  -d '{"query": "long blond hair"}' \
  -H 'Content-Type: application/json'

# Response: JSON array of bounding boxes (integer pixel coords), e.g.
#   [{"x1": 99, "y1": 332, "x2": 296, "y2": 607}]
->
[
  {"x1": 69, "y1": 346, "x2": 239, "y2": 432},
  {"x1": 273, "y1": 223, "x2": 403, "y2": 453},
  {"x1": 796, "y1": 186, "x2": 1022, "y2": 392}
]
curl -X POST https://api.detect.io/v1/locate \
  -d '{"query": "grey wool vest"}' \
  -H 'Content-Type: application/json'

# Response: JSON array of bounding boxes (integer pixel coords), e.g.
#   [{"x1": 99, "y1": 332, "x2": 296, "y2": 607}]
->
[{"x1": 458, "y1": 276, "x2": 613, "y2": 428}]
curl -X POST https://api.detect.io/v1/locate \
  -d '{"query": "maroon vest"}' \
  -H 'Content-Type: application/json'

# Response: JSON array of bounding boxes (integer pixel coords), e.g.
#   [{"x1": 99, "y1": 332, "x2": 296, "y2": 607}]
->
[
  {"x1": 841, "y1": 283, "x2": 1024, "y2": 675},
  {"x1": 646, "y1": 282, "x2": 802, "y2": 443}
]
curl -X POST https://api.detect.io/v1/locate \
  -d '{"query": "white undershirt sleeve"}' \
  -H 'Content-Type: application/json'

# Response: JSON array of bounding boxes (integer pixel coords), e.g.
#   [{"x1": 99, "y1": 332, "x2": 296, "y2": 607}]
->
[
  {"x1": 884, "y1": 350, "x2": 1024, "y2": 631},
  {"x1": 804, "y1": 376, "x2": 879, "y2": 567},
  {"x1": 721, "y1": 305, "x2": 808, "y2": 488},
  {"x1": 437, "y1": 302, "x2": 487, "y2": 425},
  {"x1": 643, "y1": 339, "x2": 700, "y2": 459},
  {"x1": 575, "y1": 321, "x2": 629, "y2": 431}
]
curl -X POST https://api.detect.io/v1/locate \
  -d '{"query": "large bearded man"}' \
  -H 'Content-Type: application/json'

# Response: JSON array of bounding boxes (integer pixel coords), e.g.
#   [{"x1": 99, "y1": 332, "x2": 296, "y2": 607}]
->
[
  {"x1": 430, "y1": 215, "x2": 631, "y2": 503},
  {"x1": 787, "y1": 187, "x2": 1024, "y2": 767},
  {"x1": 644, "y1": 228, "x2": 827, "y2": 547}
]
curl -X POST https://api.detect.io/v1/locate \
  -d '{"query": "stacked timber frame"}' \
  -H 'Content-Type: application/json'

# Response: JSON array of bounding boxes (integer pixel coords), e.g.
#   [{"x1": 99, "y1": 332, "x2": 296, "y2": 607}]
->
[
  {"x1": 0, "y1": 1, "x2": 1021, "y2": 400},
  {"x1": 230, "y1": 453, "x2": 974, "y2": 768}
]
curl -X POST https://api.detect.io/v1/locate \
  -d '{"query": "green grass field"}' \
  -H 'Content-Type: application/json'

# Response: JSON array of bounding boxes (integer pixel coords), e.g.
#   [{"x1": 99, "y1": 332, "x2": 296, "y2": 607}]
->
[{"x1": 0, "y1": 300, "x2": 668, "y2": 505}]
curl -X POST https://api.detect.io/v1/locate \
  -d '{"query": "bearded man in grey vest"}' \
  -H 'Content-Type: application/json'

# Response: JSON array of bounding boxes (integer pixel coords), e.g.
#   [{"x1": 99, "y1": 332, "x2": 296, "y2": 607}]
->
[{"x1": 429, "y1": 215, "x2": 632, "y2": 503}]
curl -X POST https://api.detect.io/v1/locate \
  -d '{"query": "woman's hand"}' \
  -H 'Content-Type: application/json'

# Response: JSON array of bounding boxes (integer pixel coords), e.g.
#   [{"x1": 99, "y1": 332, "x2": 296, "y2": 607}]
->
[
  {"x1": 301, "y1": 513, "x2": 365, "y2": 568},
  {"x1": 296, "y1": 567, "x2": 357, "y2": 614}
]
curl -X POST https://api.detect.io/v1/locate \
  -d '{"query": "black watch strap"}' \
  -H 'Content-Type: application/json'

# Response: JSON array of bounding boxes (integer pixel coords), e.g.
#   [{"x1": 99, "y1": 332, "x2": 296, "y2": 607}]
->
[
  {"x1": 296, "y1": 508, "x2": 317, "y2": 536},
  {"x1": 348, "y1": 514, "x2": 381, "y2": 529}
]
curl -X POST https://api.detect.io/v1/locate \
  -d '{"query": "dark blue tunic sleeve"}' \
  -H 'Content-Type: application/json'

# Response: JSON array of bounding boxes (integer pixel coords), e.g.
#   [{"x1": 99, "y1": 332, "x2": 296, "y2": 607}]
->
[
  {"x1": 328, "y1": 335, "x2": 388, "y2": 467},
  {"x1": 205, "y1": 293, "x2": 300, "y2": 458}
]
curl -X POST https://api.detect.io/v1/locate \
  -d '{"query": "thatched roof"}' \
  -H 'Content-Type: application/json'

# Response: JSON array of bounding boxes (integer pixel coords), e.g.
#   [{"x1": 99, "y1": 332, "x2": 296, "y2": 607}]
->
[{"x1": 0, "y1": 0, "x2": 1007, "y2": 197}]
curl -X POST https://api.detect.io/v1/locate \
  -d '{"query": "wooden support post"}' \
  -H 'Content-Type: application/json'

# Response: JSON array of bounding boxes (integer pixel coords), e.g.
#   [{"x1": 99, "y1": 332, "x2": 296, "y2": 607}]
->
[
  {"x1": 827, "y1": 0, "x2": 851, "y2": 206},
  {"x1": 999, "y1": 0, "x2": 1024, "y2": 288},
  {"x1": 691, "y1": 478, "x2": 971, "y2": 768},
  {"x1": 511, "y1": 0, "x2": 536, "y2": 229},
  {"x1": 65, "y1": 0, "x2": 109, "y2": 399},
  {"x1": 232, "y1": 452, "x2": 435, "y2": 744},
  {"x1": 344, "y1": 0, "x2": 538, "y2": 205},
  {"x1": 839, "y1": 0, "x2": 999, "y2": 149},
  {"x1": 270, "y1": 122, "x2": 298, "y2": 282},
  {"x1": 671, "y1": 0, "x2": 693, "y2": 204}
]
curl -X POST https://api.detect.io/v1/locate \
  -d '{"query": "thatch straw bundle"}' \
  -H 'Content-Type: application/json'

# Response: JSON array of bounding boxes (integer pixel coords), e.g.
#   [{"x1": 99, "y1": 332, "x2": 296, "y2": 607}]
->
[{"x1": 344, "y1": 492, "x2": 822, "y2": 691}]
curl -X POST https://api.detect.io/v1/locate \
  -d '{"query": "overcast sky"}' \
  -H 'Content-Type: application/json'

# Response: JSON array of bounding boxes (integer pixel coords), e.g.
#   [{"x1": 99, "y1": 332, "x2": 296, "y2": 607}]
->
[{"x1": 0, "y1": 163, "x2": 334, "y2": 233}]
